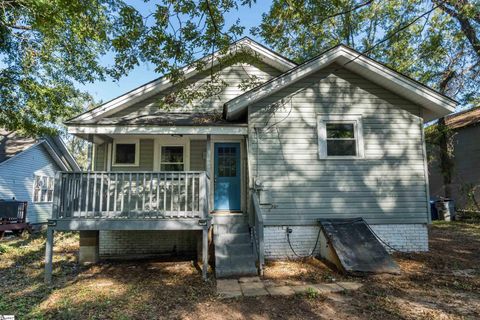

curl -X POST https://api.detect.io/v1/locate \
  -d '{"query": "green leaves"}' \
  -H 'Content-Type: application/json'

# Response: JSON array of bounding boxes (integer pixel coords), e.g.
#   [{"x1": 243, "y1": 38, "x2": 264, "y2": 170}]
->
[{"x1": 257, "y1": 0, "x2": 480, "y2": 108}]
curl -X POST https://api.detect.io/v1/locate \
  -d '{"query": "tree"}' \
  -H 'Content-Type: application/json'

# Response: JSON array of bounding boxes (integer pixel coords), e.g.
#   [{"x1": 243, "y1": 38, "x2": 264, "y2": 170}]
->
[
  {"x1": 2, "y1": 0, "x2": 478, "y2": 138},
  {"x1": 253, "y1": 0, "x2": 480, "y2": 107},
  {"x1": 0, "y1": 0, "x2": 251, "y2": 136}
]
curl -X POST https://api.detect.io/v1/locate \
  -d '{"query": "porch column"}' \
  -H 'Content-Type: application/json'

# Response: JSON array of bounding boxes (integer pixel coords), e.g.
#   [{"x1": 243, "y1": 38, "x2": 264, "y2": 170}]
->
[
  {"x1": 206, "y1": 134, "x2": 212, "y2": 211},
  {"x1": 79, "y1": 230, "x2": 99, "y2": 264},
  {"x1": 202, "y1": 225, "x2": 209, "y2": 280},
  {"x1": 44, "y1": 227, "x2": 54, "y2": 284}
]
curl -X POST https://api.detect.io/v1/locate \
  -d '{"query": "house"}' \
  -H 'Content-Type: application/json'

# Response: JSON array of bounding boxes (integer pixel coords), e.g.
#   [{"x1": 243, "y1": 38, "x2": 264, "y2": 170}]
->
[
  {"x1": 428, "y1": 107, "x2": 480, "y2": 211},
  {"x1": 43, "y1": 37, "x2": 456, "y2": 282},
  {"x1": 0, "y1": 130, "x2": 80, "y2": 226}
]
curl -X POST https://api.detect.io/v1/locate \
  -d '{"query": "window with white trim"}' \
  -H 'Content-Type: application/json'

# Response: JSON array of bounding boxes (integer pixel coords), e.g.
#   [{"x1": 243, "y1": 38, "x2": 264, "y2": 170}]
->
[
  {"x1": 33, "y1": 175, "x2": 54, "y2": 203},
  {"x1": 160, "y1": 146, "x2": 185, "y2": 171},
  {"x1": 112, "y1": 140, "x2": 139, "y2": 166},
  {"x1": 317, "y1": 114, "x2": 364, "y2": 159}
]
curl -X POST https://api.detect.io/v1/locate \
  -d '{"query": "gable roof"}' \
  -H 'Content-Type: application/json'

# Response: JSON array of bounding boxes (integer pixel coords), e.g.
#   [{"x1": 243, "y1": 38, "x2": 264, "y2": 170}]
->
[
  {"x1": 224, "y1": 45, "x2": 458, "y2": 121},
  {"x1": 67, "y1": 37, "x2": 297, "y2": 124},
  {"x1": 445, "y1": 107, "x2": 480, "y2": 129},
  {"x1": 0, "y1": 130, "x2": 80, "y2": 171}
]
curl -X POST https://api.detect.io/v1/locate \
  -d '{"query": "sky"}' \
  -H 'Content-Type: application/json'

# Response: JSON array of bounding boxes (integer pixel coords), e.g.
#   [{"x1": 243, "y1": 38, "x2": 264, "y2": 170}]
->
[{"x1": 77, "y1": 1, "x2": 273, "y2": 104}]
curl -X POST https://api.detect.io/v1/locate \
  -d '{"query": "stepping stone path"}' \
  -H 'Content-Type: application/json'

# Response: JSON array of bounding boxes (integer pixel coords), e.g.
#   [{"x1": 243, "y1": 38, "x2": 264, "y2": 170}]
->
[{"x1": 217, "y1": 276, "x2": 363, "y2": 298}]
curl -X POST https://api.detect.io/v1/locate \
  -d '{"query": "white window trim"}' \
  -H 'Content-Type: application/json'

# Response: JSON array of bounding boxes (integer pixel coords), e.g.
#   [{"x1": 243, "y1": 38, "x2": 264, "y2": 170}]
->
[
  {"x1": 317, "y1": 114, "x2": 364, "y2": 159},
  {"x1": 159, "y1": 145, "x2": 186, "y2": 171},
  {"x1": 112, "y1": 139, "x2": 140, "y2": 167},
  {"x1": 153, "y1": 137, "x2": 190, "y2": 171},
  {"x1": 32, "y1": 175, "x2": 55, "y2": 203}
]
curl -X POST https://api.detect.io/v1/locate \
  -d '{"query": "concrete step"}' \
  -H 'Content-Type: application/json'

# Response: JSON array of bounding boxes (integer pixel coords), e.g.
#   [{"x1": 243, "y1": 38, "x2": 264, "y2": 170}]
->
[
  {"x1": 213, "y1": 220, "x2": 258, "y2": 278},
  {"x1": 212, "y1": 214, "x2": 246, "y2": 225},
  {"x1": 215, "y1": 233, "x2": 251, "y2": 245},
  {"x1": 215, "y1": 224, "x2": 250, "y2": 234},
  {"x1": 216, "y1": 262, "x2": 258, "y2": 278},
  {"x1": 216, "y1": 243, "x2": 254, "y2": 257}
]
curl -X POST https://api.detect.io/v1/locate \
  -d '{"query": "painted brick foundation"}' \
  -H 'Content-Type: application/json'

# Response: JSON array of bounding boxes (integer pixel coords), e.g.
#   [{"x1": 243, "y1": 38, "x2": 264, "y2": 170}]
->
[
  {"x1": 264, "y1": 224, "x2": 428, "y2": 259},
  {"x1": 99, "y1": 230, "x2": 199, "y2": 258}
]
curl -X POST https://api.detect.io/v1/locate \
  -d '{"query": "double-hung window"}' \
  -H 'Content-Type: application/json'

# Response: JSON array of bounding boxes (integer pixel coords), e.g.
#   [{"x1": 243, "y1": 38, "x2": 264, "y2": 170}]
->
[
  {"x1": 317, "y1": 114, "x2": 364, "y2": 159},
  {"x1": 160, "y1": 146, "x2": 185, "y2": 171},
  {"x1": 33, "y1": 175, "x2": 54, "y2": 203}
]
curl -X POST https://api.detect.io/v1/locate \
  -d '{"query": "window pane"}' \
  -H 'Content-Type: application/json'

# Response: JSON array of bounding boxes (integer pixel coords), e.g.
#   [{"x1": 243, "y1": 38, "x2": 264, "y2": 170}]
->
[
  {"x1": 161, "y1": 146, "x2": 184, "y2": 163},
  {"x1": 218, "y1": 147, "x2": 237, "y2": 177},
  {"x1": 327, "y1": 140, "x2": 357, "y2": 156},
  {"x1": 326, "y1": 123, "x2": 355, "y2": 138},
  {"x1": 115, "y1": 144, "x2": 136, "y2": 164},
  {"x1": 161, "y1": 163, "x2": 184, "y2": 171}
]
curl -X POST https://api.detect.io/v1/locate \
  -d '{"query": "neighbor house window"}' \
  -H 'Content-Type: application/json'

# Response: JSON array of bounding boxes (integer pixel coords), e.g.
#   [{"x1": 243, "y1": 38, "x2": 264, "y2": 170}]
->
[
  {"x1": 33, "y1": 175, "x2": 54, "y2": 203},
  {"x1": 317, "y1": 114, "x2": 364, "y2": 159},
  {"x1": 112, "y1": 140, "x2": 139, "y2": 166},
  {"x1": 160, "y1": 146, "x2": 184, "y2": 171}
]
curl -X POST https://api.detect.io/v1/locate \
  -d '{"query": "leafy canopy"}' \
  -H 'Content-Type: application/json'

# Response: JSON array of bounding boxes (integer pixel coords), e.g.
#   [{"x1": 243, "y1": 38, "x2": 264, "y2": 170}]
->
[{"x1": 1, "y1": 0, "x2": 479, "y2": 137}]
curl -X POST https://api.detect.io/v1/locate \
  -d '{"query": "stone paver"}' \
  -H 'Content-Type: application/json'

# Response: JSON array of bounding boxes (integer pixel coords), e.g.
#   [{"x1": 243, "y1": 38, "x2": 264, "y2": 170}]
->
[
  {"x1": 291, "y1": 285, "x2": 319, "y2": 294},
  {"x1": 266, "y1": 285, "x2": 295, "y2": 296},
  {"x1": 240, "y1": 282, "x2": 269, "y2": 296},
  {"x1": 217, "y1": 279, "x2": 242, "y2": 299},
  {"x1": 238, "y1": 276, "x2": 261, "y2": 283},
  {"x1": 217, "y1": 279, "x2": 362, "y2": 298},
  {"x1": 336, "y1": 282, "x2": 363, "y2": 291},
  {"x1": 314, "y1": 283, "x2": 344, "y2": 293}
]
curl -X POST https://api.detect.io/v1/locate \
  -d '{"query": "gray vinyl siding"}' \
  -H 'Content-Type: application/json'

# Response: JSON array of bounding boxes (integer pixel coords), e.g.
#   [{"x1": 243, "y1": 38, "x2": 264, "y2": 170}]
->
[
  {"x1": 0, "y1": 144, "x2": 61, "y2": 224},
  {"x1": 111, "y1": 139, "x2": 154, "y2": 171},
  {"x1": 429, "y1": 124, "x2": 480, "y2": 209},
  {"x1": 190, "y1": 140, "x2": 206, "y2": 171},
  {"x1": 110, "y1": 59, "x2": 282, "y2": 117},
  {"x1": 248, "y1": 63, "x2": 429, "y2": 225},
  {"x1": 94, "y1": 144, "x2": 106, "y2": 171}
]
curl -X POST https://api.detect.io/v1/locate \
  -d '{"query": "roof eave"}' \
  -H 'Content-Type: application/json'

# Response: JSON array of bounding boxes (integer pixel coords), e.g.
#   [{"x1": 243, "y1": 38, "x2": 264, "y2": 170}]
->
[
  {"x1": 67, "y1": 37, "x2": 297, "y2": 124},
  {"x1": 225, "y1": 45, "x2": 458, "y2": 121}
]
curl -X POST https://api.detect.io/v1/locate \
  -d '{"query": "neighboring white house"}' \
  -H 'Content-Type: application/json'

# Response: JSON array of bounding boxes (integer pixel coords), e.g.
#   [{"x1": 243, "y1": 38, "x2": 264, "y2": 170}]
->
[
  {"x1": 0, "y1": 130, "x2": 80, "y2": 225},
  {"x1": 43, "y1": 37, "x2": 457, "y2": 280}
]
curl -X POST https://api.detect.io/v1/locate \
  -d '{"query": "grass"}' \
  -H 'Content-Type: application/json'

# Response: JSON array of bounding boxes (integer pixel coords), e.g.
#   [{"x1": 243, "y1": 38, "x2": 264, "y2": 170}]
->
[{"x1": 0, "y1": 222, "x2": 479, "y2": 319}]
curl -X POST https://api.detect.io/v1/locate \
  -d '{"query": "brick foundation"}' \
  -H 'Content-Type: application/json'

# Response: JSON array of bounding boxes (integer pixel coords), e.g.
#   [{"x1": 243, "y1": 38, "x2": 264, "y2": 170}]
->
[
  {"x1": 99, "y1": 230, "x2": 200, "y2": 259},
  {"x1": 264, "y1": 224, "x2": 428, "y2": 259}
]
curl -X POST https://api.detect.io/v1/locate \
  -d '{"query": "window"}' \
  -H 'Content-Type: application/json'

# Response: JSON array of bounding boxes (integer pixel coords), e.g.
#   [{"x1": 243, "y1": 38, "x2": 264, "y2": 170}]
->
[
  {"x1": 112, "y1": 140, "x2": 139, "y2": 166},
  {"x1": 33, "y1": 175, "x2": 54, "y2": 203},
  {"x1": 160, "y1": 146, "x2": 184, "y2": 171},
  {"x1": 317, "y1": 115, "x2": 364, "y2": 159},
  {"x1": 217, "y1": 146, "x2": 237, "y2": 177}
]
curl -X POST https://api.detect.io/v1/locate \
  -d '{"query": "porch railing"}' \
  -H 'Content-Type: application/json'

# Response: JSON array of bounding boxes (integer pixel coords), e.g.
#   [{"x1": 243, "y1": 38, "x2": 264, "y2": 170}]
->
[
  {"x1": 52, "y1": 171, "x2": 209, "y2": 220},
  {"x1": 251, "y1": 192, "x2": 265, "y2": 275}
]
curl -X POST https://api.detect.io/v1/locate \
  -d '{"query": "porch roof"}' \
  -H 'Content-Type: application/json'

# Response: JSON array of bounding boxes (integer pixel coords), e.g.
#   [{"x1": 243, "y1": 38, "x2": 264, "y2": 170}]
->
[{"x1": 68, "y1": 112, "x2": 246, "y2": 126}]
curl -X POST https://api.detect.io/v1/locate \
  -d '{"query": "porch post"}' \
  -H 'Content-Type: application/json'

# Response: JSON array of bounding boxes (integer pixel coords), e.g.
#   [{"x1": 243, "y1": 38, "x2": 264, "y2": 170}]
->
[
  {"x1": 202, "y1": 225, "x2": 208, "y2": 280},
  {"x1": 44, "y1": 227, "x2": 54, "y2": 284},
  {"x1": 206, "y1": 134, "x2": 212, "y2": 211}
]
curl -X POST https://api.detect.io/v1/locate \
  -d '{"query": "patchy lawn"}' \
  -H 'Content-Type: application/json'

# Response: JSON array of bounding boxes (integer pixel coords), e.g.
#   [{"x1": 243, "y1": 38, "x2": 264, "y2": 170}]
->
[{"x1": 1, "y1": 222, "x2": 480, "y2": 319}]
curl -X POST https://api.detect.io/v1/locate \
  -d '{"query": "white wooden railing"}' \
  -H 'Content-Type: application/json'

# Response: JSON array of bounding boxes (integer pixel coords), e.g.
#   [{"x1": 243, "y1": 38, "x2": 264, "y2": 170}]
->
[{"x1": 52, "y1": 171, "x2": 209, "y2": 220}]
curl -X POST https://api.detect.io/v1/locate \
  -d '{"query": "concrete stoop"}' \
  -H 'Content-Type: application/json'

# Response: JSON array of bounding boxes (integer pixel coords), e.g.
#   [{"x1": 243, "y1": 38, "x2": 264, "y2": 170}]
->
[{"x1": 213, "y1": 215, "x2": 258, "y2": 278}]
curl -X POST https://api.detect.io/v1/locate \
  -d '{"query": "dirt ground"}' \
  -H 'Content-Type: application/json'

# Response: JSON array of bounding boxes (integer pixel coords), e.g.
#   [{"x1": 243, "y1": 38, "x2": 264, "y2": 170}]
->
[{"x1": 1, "y1": 222, "x2": 479, "y2": 319}]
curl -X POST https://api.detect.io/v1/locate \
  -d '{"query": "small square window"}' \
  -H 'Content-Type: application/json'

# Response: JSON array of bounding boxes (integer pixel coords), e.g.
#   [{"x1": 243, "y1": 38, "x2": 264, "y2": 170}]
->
[
  {"x1": 113, "y1": 140, "x2": 139, "y2": 166},
  {"x1": 317, "y1": 115, "x2": 364, "y2": 159}
]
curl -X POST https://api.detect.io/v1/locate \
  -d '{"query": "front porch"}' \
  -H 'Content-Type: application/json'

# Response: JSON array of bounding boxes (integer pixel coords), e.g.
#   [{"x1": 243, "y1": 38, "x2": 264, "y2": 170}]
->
[
  {"x1": 44, "y1": 131, "x2": 260, "y2": 283},
  {"x1": 45, "y1": 170, "x2": 211, "y2": 283}
]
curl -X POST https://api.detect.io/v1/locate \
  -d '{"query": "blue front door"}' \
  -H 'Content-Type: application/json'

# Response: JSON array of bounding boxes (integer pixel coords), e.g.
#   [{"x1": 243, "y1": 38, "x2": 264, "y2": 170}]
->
[{"x1": 214, "y1": 143, "x2": 241, "y2": 211}]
